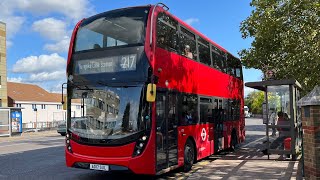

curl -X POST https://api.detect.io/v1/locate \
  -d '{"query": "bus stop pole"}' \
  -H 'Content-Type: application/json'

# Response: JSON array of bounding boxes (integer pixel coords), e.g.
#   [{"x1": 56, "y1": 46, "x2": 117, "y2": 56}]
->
[
  {"x1": 264, "y1": 90, "x2": 270, "y2": 160},
  {"x1": 9, "y1": 110, "x2": 12, "y2": 137}
]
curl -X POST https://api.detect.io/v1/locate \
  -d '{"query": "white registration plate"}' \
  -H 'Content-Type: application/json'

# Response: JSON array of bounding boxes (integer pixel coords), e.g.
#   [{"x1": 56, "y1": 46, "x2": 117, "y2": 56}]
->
[{"x1": 89, "y1": 164, "x2": 109, "y2": 171}]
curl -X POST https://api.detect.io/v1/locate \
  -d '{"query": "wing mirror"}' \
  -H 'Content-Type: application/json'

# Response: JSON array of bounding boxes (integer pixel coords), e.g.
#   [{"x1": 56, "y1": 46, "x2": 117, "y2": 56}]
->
[{"x1": 146, "y1": 83, "x2": 156, "y2": 102}]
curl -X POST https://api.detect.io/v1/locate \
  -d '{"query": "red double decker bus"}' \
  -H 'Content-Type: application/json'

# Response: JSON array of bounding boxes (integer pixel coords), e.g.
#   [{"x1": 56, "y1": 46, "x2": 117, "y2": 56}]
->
[{"x1": 65, "y1": 3, "x2": 244, "y2": 175}]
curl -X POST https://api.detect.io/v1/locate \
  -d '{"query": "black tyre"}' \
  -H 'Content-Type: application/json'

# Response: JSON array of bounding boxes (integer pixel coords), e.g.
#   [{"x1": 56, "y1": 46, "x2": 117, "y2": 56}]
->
[
  {"x1": 60, "y1": 132, "x2": 66, "y2": 136},
  {"x1": 183, "y1": 139, "x2": 195, "y2": 172}
]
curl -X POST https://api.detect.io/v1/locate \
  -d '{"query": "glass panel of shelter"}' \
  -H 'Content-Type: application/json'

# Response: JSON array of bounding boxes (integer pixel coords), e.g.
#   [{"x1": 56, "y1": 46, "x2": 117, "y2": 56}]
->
[{"x1": 266, "y1": 85, "x2": 292, "y2": 154}]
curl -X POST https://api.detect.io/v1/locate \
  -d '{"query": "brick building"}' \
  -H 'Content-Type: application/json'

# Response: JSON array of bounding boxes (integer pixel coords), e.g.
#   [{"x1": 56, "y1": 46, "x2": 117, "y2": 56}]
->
[{"x1": 0, "y1": 21, "x2": 7, "y2": 107}]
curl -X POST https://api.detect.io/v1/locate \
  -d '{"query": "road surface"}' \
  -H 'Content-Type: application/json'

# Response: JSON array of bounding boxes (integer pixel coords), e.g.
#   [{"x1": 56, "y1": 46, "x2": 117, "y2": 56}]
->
[{"x1": 0, "y1": 118, "x2": 265, "y2": 179}]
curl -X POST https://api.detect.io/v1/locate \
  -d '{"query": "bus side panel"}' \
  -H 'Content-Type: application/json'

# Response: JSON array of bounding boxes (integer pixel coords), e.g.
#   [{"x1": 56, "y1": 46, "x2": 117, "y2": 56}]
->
[
  {"x1": 177, "y1": 123, "x2": 212, "y2": 162},
  {"x1": 197, "y1": 63, "x2": 230, "y2": 98},
  {"x1": 154, "y1": 48, "x2": 232, "y2": 98}
]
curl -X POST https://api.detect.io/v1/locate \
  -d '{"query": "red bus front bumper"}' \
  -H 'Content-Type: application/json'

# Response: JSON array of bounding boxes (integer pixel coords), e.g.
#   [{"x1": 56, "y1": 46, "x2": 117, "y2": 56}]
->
[{"x1": 65, "y1": 140, "x2": 156, "y2": 175}]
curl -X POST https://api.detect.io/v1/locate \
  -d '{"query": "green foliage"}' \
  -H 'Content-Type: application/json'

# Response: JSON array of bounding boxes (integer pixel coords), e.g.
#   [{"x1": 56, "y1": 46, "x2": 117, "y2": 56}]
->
[
  {"x1": 245, "y1": 91, "x2": 265, "y2": 114},
  {"x1": 240, "y1": 0, "x2": 320, "y2": 95}
]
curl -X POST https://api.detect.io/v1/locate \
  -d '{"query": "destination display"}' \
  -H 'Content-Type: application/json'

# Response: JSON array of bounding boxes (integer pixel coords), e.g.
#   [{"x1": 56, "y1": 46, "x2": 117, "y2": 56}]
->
[{"x1": 75, "y1": 54, "x2": 137, "y2": 74}]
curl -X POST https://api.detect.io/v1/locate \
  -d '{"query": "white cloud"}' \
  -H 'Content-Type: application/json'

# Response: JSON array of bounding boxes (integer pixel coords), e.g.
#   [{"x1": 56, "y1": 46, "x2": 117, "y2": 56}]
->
[
  {"x1": 32, "y1": 18, "x2": 68, "y2": 41},
  {"x1": 12, "y1": 53, "x2": 66, "y2": 73},
  {"x1": 185, "y1": 18, "x2": 199, "y2": 25},
  {"x1": 49, "y1": 82, "x2": 66, "y2": 93},
  {"x1": 3, "y1": 0, "x2": 94, "y2": 21},
  {"x1": 28, "y1": 71, "x2": 66, "y2": 82},
  {"x1": 6, "y1": 40, "x2": 13, "y2": 48},
  {"x1": 7, "y1": 77, "x2": 23, "y2": 83},
  {"x1": 0, "y1": 15, "x2": 25, "y2": 38},
  {"x1": 44, "y1": 37, "x2": 70, "y2": 53},
  {"x1": 0, "y1": 0, "x2": 94, "y2": 38}
]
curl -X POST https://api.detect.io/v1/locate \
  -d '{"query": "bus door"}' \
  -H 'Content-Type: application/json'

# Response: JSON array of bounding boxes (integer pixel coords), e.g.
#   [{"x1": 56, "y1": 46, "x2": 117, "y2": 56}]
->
[
  {"x1": 213, "y1": 98, "x2": 224, "y2": 153},
  {"x1": 156, "y1": 91, "x2": 178, "y2": 171}
]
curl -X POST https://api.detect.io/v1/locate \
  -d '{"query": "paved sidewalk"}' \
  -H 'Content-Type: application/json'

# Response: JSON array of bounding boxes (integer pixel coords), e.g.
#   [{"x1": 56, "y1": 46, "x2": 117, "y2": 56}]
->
[
  {"x1": 187, "y1": 142, "x2": 303, "y2": 180},
  {"x1": 0, "y1": 130, "x2": 60, "y2": 143}
]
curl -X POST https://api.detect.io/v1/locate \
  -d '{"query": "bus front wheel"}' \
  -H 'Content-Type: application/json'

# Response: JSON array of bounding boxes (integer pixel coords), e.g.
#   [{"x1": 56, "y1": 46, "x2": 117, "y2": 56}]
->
[{"x1": 183, "y1": 139, "x2": 195, "y2": 172}]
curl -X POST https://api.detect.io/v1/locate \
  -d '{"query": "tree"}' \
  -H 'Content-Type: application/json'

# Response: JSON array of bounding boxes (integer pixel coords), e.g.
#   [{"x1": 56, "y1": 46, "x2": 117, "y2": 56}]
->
[
  {"x1": 245, "y1": 91, "x2": 264, "y2": 114},
  {"x1": 240, "y1": 0, "x2": 320, "y2": 95}
]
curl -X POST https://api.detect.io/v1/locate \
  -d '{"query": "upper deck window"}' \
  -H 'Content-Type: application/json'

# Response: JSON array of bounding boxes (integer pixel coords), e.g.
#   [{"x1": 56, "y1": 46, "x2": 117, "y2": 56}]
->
[
  {"x1": 74, "y1": 7, "x2": 150, "y2": 52},
  {"x1": 227, "y1": 55, "x2": 242, "y2": 79},
  {"x1": 211, "y1": 46, "x2": 226, "y2": 72},
  {"x1": 197, "y1": 37, "x2": 211, "y2": 66},
  {"x1": 180, "y1": 27, "x2": 197, "y2": 60},
  {"x1": 156, "y1": 13, "x2": 178, "y2": 52}
]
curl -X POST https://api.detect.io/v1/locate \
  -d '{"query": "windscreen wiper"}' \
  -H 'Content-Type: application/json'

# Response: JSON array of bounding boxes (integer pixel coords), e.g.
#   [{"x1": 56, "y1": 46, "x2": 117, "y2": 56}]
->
[{"x1": 70, "y1": 80, "x2": 93, "y2": 90}]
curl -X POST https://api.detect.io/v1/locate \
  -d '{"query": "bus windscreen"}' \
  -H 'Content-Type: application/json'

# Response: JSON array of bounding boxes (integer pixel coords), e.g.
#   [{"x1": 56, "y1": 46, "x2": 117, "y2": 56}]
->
[{"x1": 74, "y1": 7, "x2": 150, "y2": 52}]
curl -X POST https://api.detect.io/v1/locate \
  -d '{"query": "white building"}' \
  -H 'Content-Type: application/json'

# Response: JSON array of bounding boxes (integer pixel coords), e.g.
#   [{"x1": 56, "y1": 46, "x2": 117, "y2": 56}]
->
[{"x1": 7, "y1": 82, "x2": 81, "y2": 129}]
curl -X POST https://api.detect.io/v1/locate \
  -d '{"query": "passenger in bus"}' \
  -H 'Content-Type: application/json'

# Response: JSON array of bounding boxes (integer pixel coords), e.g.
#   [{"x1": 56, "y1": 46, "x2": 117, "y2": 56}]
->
[
  {"x1": 183, "y1": 45, "x2": 193, "y2": 59},
  {"x1": 180, "y1": 111, "x2": 193, "y2": 125},
  {"x1": 157, "y1": 35, "x2": 166, "y2": 47},
  {"x1": 185, "y1": 111, "x2": 193, "y2": 124}
]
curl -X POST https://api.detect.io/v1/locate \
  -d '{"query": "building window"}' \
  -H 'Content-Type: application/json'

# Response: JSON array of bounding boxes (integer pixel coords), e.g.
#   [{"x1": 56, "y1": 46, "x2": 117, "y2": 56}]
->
[
  {"x1": 76, "y1": 105, "x2": 81, "y2": 109},
  {"x1": 57, "y1": 105, "x2": 62, "y2": 109},
  {"x1": 32, "y1": 104, "x2": 37, "y2": 109},
  {"x1": 16, "y1": 104, "x2": 22, "y2": 107},
  {"x1": 41, "y1": 104, "x2": 46, "y2": 109}
]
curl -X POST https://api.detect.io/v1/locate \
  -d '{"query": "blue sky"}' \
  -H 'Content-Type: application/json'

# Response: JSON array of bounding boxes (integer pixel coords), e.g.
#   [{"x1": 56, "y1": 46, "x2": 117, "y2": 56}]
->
[{"x1": 0, "y1": 0, "x2": 261, "y2": 94}]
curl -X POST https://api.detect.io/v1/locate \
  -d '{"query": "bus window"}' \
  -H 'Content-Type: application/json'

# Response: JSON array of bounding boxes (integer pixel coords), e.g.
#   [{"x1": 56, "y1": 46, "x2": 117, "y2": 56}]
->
[
  {"x1": 227, "y1": 54, "x2": 237, "y2": 77},
  {"x1": 74, "y1": 7, "x2": 149, "y2": 52},
  {"x1": 197, "y1": 37, "x2": 211, "y2": 66},
  {"x1": 200, "y1": 97, "x2": 212, "y2": 123},
  {"x1": 235, "y1": 58, "x2": 243, "y2": 79},
  {"x1": 179, "y1": 26, "x2": 197, "y2": 60},
  {"x1": 156, "y1": 13, "x2": 178, "y2": 52},
  {"x1": 211, "y1": 50, "x2": 221, "y2": 71},
  {"x1": 235, "y1": 68, "x2": 241, "y2": 78},
  {"x1": 179, "y1": 94, "x2": 198, "y2": 125},
  {"x1": 211, "y1": 45, "x2": 225, "y2": 72}
]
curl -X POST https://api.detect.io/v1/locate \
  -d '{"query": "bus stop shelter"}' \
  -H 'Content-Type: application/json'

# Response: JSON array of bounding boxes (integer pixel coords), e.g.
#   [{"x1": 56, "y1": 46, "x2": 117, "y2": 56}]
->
[
  {"x1": 245, "y1": 79, "x2": 302, "y2": 160},
  {"x1": 0, "y1": 107, "x2": 23, "y2": 136}
]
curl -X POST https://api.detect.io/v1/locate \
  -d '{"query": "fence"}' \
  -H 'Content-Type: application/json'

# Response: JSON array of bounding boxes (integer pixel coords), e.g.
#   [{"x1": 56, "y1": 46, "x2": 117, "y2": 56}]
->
[{"x1": 22, "y1": 120, "x2": 64, "y2": 131}]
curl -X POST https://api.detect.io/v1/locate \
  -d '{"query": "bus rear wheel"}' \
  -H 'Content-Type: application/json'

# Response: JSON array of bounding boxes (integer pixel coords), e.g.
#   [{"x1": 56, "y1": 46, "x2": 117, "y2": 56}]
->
[{"x1": 183, "y1": 139, "x2": 195, "y2": 172}]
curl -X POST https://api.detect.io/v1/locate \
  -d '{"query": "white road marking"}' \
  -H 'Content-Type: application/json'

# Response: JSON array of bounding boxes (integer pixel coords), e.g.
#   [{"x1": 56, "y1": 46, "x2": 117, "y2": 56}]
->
[{"x1": 241, "y1": 136, "x2": 266, "y2": 148}]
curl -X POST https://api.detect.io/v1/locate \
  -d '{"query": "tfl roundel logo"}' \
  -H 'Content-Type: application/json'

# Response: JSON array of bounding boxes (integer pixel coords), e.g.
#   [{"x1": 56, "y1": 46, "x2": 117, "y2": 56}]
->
[{"x1": 201, "y1": 128, "x2": 206, "y2": 141}]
